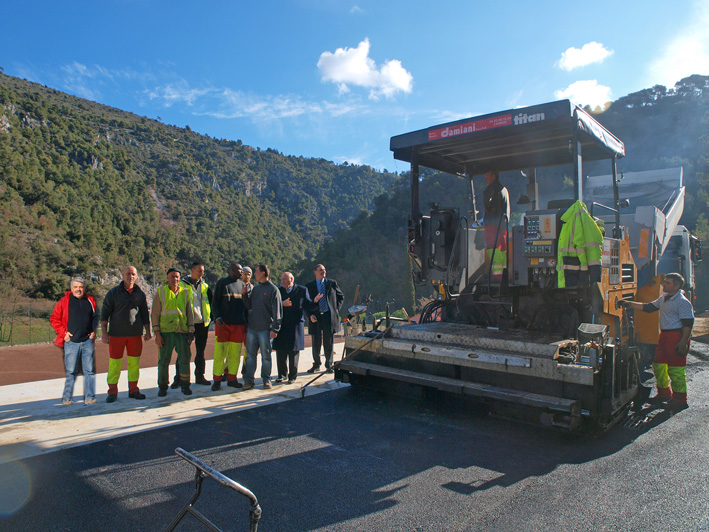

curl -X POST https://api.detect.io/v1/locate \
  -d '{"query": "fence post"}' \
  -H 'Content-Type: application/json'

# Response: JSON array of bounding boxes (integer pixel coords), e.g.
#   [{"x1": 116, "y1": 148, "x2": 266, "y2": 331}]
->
[
  {"x1": 28, "y1": 303, "x2": 32, "y2": 344},
  {"x1": 9, "y1": 303, "x2": 14, "y2": 346}
]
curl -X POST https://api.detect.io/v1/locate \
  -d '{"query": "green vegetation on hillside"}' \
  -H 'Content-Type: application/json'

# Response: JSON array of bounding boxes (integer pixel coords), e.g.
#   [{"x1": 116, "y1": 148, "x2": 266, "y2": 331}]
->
[{"x1": 0, "y1": 74, "x2": 397, "y2": 300}]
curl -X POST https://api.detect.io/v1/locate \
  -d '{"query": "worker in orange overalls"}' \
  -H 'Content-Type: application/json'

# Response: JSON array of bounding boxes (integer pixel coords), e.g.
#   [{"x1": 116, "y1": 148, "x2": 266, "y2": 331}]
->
[{"x1": 621, "y1": 273, "x2": 694, "y2": 410}]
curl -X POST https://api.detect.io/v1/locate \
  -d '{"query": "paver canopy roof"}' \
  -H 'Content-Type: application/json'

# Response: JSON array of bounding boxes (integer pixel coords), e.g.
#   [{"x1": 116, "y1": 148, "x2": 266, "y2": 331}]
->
[{"x1": 390, "y1": 100, "x2": 624, "y2": 176}]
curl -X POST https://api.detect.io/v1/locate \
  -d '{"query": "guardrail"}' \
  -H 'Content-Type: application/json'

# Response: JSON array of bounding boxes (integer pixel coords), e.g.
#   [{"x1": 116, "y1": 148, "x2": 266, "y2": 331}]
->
[{"x1": 165, "y1": 447, "x2": 261, "y2": 532}]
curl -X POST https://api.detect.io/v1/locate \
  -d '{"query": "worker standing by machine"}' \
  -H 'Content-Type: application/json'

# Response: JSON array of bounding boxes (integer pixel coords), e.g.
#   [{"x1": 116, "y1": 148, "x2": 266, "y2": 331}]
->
[
  {"x1": 621, "y1": 273, "x2": 694, "y2": 410},
  {"x1": 482, "y1": 170, "x2": 510, "y2": 282}
]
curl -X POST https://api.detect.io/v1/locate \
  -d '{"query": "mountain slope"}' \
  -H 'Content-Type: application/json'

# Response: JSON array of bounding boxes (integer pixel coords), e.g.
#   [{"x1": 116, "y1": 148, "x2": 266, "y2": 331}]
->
[{"x1": 0, "y1": 73, "x2": 397, "y2": 297}]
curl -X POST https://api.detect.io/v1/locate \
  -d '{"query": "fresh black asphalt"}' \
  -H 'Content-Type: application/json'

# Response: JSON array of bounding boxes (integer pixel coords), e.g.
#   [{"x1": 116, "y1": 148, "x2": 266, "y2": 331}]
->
[{"x1": 2, "y1": 347, "x2": 709, "y2": 532}]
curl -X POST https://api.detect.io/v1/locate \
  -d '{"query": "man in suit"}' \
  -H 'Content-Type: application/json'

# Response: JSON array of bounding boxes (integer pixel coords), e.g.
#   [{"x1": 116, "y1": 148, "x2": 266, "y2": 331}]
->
[
  {"x1": 273, "y1": 272, "x2": 309, "y2": 384},
  {"x1": 305, "y1": 264, "x2": 344, "y2": 373}
]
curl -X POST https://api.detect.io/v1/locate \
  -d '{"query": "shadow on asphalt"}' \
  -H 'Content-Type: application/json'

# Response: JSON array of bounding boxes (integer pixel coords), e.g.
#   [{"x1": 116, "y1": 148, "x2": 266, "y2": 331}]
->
[{"x1": 0, "y1": 378, "x2": 687, "y2": 532}]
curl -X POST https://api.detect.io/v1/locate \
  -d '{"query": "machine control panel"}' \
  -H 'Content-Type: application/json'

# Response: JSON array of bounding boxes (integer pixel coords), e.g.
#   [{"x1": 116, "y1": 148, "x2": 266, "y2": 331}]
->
[
  {"x1": 524, "y1": 240, "x2": 554, "y2": 257},
  {"x1": 512, "y1": 209, "x2": 564, "y2": 288},
  {"x1": 524, "y1": 212, "x2": 559, "y2": 262},
  {"x1": 524, "y1": 213, "x2": 557, "y2": 240}
]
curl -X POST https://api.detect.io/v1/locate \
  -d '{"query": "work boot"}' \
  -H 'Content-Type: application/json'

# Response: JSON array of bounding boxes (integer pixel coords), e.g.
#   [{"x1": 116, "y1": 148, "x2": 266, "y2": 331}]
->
[
  {"x1": 242, "y1": 381, "x2": 255, "y2": 391},
  {"x1": 181, "y1": 386, "x2": 192, "y2": 396},
  {"x1": 129, "y1": 391, "x2": 146, "y2": 400},
  {"x1": 666, "y1": 391, "x2": 688, "y2": 411},
  {"x1": 106, "y1": 394, "x2": 118, "y2": 403},
  {"x1": 170, "y1": 377, "x2": 181, "y2": 389},
  {"x1": 157, "y1": 388, "x2": 168, "y2": 397},
  {"x1": 195, "y1": 376, "x2": 211, "y2": 385},
  {"x1": 211, "y1": 381, "x2": 221, "y2": 391},
  {"x1": 307, "y1": 365, "x2": 321, "y2": 374},
  {"x1": 227, "y1": 379, "x2": 243, "y2": 389},
  {"x1": 649, "y1": 387, "x2": 672, "y2": 404},
  {"x1": 666, "y1": 398, "x2": 688, "y2": 411}
]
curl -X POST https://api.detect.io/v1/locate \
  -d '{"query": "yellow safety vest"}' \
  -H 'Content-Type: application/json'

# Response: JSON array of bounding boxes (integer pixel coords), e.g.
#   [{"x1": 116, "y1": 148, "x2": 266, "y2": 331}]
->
[
  {"x1": 158, "y1": 285, "x2": 192, "y2": 333},
  {"x1": 182, "y1": 279, "x2": 211, "y2": 326}
]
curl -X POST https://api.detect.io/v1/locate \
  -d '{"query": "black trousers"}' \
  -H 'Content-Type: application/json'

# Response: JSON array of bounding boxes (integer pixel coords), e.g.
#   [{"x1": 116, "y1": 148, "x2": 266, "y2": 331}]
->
[
  {"x1": 174, "y1": 322, "x2": 209, "y2": 381},
  {"x1": 311, "y1": 311, "x2": 334, "y2": 368},
  {"x1": 276, "y1": 350, "x2": 300, "y2": 380}
]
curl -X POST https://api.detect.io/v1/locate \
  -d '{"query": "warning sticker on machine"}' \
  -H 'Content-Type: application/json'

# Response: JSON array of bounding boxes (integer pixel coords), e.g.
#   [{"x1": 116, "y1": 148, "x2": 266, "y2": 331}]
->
[{"x1": 602, "y1": 240, "x2": 612, "y2": 266}]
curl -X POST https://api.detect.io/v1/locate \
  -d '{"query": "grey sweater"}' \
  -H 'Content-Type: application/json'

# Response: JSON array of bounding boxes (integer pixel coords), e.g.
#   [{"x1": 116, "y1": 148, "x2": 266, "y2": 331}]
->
[{"x1": 243, "y1": 280, "x2": 282, "y2": 333}]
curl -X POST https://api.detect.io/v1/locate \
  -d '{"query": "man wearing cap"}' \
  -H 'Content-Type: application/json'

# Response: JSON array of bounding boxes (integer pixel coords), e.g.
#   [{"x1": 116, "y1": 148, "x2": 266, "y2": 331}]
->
[
  {"x1": 305, "y1": 264, "x2": 344, "y2": 373},
  {"x1": 211, "y1": 262, "x2": 248, "y2": 390},
  {"x1": 242, "y1": 266, "x2": 253, "y2": 287},
  {"x1": 172, "y1": 261, "x2": 213, "y2": 388},
  {"x1": 51, "y1": 277, "x2": 99, "y2": 405},
  {"x1": 101, "y1": 266, "x2": 152, "y2": 403},
  {"x1": 152, "y1": 268, "x2": 195, "y2": 397}
]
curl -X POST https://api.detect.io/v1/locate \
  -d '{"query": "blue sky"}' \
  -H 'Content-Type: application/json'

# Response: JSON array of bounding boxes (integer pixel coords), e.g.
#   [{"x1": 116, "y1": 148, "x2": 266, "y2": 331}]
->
[{"x1": 2, "y1": 1, "x2": 708, "y2": 171}]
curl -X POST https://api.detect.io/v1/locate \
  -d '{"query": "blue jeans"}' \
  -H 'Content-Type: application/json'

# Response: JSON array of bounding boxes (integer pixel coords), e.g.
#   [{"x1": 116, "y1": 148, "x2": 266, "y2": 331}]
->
[
  {"x1": 245, "y1": 329, "x2": 272, "y2": 384},
  {"x1": 63, "y1": 339, "x2": 96, "y2": 401}
]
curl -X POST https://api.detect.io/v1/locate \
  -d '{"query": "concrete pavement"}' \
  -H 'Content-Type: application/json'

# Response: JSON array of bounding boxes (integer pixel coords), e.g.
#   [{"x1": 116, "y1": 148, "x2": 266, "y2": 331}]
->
[{"x1": 0, "y1": 345, "x2": 347, "y2": 465}]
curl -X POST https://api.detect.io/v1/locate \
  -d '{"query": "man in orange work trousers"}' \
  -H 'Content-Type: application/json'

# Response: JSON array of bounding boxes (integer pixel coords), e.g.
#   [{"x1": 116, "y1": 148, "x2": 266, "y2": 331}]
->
[
  {"x1": 101, "y1": 266, "x2": 152, "y2": 403},
  {"x1": 621, "y1": 273, "x2": 694, "y2": 410}
]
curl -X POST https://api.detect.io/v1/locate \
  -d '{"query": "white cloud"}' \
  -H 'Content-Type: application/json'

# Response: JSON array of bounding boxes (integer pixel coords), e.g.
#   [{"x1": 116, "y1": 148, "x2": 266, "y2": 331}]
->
[
  {"x1": 556, "y1": 42, "x2": 614, "y2": 71},
  {"x1": 145, "y1": 79, "x2": 365, "y2": 125},
  {"x1": 647, "y1": 1, "x2": 709, "y2": 88},
  {"x1": 317, "y1": 38, "x2": 413, "y2": 100},
  {"x1": 146, "y1": 80, "x2": 214, "y2": 107},
  {"x1": 350, "y1": 5, "x2": 364, "y2": 14},
  {"x1": 554, "y1": 80, "x2": 613, "y2": 108},
  {"x1": 59, "y1": 61, "x2": 155, "y2": 101},
  {"x1": 214, "y1": 89, "x2": 324, "y2": 119}
]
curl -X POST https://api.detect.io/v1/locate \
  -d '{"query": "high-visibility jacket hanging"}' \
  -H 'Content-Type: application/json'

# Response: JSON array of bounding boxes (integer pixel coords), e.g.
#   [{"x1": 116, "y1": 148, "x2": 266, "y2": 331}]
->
[
  {"x1": 557, "y1": 200, "x2": 603, "y2": 288},
  {"x1": 159, "y1": 285, "x2": 192, "y2": 333}
]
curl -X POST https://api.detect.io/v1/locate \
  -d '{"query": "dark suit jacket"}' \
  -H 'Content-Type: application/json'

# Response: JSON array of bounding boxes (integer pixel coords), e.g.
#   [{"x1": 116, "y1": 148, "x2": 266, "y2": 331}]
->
[
  {"x1": 305, "y1": 278, "x2": 344, "y2": 335},
  {"x1": 272, "y1": 284, "x2": 307, "y2": 351}
]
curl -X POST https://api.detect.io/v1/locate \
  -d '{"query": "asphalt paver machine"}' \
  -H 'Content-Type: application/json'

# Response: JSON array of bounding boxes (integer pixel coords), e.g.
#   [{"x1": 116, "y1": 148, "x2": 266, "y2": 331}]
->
[{"x1": 336, "y1": 100, "x2": 646, "y2": 433}]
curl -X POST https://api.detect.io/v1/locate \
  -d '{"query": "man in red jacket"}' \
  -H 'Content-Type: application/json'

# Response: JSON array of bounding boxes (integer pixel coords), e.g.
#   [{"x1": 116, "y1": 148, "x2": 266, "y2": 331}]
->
[{"x1": 50, "y1": 277, "x2": 99, "y2": 405}]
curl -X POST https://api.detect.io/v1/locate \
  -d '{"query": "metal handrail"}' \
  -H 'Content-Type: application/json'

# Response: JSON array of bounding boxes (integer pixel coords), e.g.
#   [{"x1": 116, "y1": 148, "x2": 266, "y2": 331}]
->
[
  {"x1": 445, "y1": 216, "x2": 469, "y2": 298},
  {"x1": 487, "y1": 212, "x2": 509, "y2": 296},
  {"x1": 165, "y1": 447, "x2": 262, "y2": 532}
]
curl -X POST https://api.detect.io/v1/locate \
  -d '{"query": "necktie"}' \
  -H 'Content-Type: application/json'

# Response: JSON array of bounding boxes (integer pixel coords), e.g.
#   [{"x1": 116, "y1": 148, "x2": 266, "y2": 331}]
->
[{"x1": 318, "y1": 280, "x2": 328, "y2": 312}]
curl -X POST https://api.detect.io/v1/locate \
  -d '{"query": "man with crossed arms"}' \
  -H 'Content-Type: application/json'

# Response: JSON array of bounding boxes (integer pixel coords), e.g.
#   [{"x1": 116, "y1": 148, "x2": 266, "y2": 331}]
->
[{"x1": 305, "y1": 264, "x2": 344, "y2": 374}]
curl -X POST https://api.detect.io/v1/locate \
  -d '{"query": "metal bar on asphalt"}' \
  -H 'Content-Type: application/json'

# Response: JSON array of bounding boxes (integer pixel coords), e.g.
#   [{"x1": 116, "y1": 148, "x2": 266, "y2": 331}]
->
[{"x1": 165, "y1": 447, "x2": 262, "y2": 532}]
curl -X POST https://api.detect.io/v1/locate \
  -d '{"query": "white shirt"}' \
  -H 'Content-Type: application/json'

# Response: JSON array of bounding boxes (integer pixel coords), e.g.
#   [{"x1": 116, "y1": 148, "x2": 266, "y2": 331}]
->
[{"x1": 650, "y1": 291, "x2": 694, "y2": 330}]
